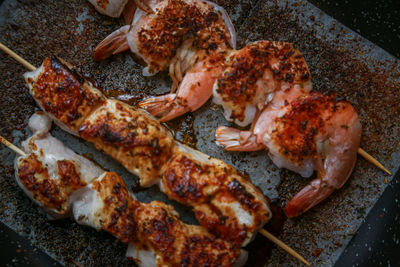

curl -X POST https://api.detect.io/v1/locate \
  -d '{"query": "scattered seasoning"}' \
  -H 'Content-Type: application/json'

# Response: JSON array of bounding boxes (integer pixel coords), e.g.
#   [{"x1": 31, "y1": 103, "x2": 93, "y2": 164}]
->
[{"x1": 313, "y1": 248, "x2": 323, "y2": 258}]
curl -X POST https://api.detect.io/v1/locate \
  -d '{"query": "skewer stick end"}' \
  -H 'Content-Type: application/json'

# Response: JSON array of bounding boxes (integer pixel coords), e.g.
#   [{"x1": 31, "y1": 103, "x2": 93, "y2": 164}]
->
[
  {"x1": 259, "y1": 228, "x2": 310, "y2": 266},
  {"x1": 0, "y1": 42, "x2": 36, "y2": 71},
  {"x1": 358, "y1": 148, "x2": 391, "y2": 175},
  {"x1": 0, "y1": 135, "x2": 26, "y2": 156}
]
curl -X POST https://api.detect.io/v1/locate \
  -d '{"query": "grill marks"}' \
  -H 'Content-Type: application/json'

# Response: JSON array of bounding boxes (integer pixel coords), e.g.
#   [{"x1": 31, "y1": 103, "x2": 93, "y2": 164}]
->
[
  {"x1": 18, "y1": 154, "x2": 86, "y2": 213},
  {"x1": 135, "y1": 201, "x2": 240, "y2": 266},
  {"x1": 26, "y1": 57, "x2": 271, "y2": 248},
  {"x1": 79, "y1": 100, "x2": 175, "y2": 186},
  {"x1": 27, "y1": 58, "x2": 105, "y2": 131},
  {"x1": 17, "y1": 154, "x2": 242, "y2": 265},
  {"x1": 137, "y1": 0, "x2": 231, "y2": 73},
  {"x1": 91, "y1": 172, "x2": 137, "y2": 244},
  {"x1": 163, "y1": 152, "x2": 270, "y2": 246}
]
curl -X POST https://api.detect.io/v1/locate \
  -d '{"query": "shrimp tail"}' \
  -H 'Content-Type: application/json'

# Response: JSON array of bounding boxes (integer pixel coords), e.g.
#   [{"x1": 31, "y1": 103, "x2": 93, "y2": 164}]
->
[
  {"x1": 122, "y1": 0, "x2": 137, "y2": 24},
  {"x1": 139, "y1": 94, "x2": 190, "y2": 122},
  {"x1": 284, "y1": 178, "x2": 336, "y2": 218},
  {"x1": 134, "y1": 0, "x2": 154, "y2": 14},
  {"x1": 215, "y1": 126, "x2": 264, "y2": 151},
  {"x1": 94, "y1": 25, "x2": 131, "y2": 61}
]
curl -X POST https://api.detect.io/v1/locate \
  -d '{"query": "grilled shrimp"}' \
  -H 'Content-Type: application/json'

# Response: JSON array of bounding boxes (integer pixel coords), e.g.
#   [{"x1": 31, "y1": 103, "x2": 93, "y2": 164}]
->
[
  {"x1": 138, "y1": 45, "x2": 226, "y2": 121},
  {"x1": 94, "y1": 0, "x2": 235, "y2": 120},
  {"x1": 141, "y1": 40, "x2": 311, "y2": 123},
  {"x1": 213, "y1": 41, "x2": 312, "y2": 127},
  {"x1": 216, "y1": 91, "x2": 362, "y2": 217}
]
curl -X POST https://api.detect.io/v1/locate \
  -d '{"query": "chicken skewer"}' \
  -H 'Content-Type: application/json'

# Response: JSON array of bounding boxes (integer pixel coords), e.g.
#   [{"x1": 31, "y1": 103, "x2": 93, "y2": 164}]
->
[
  {"x1": 1, "y1": 113, "x2": 309, "y2": 266},
  {"x1": 0, "y1": 42, "x2": 311, "y2": 265},
  {"x1": 21, "y1": 55, "x2": 271, "y2": 247},
  {"x1": 6, "y1": 112, "x2": 247, "y2": 266}
]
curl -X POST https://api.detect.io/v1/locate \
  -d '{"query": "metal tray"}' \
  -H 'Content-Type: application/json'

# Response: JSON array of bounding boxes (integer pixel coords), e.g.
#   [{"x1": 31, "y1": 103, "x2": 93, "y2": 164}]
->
[{"x1": 0, "y1": 0, "x2": 399, "y2": 266}]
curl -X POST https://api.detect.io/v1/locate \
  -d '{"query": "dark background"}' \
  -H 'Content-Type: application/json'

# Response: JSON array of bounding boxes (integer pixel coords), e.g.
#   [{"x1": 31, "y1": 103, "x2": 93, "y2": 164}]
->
[{"x1": 0, "y1": 0, "x2": 399, "y2": 266}]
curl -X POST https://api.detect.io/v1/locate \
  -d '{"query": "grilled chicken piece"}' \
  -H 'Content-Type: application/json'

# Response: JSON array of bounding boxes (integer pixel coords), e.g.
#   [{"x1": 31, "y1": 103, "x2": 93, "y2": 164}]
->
[
  {"x1": 15, "y1": 112, "x2": 246, "y2": 266},
  {"x1": 74, "y1": 172, "x2": 246, "y2": 266},
  {"x1": 163, "y1": 143, "x2": 271, "y2": 246},
  {"x1": 79, "y1": 99, "x2": 175, "y2": 187},
  {"x1": 24, "y1": 57, "x2": 272, "y2": 247},
  {"x1": 24, "y1": 58, "x2": 106, "y2": 136},
  {"x1": 15, "y1": 113, "x2": 103, "y2": 219}
]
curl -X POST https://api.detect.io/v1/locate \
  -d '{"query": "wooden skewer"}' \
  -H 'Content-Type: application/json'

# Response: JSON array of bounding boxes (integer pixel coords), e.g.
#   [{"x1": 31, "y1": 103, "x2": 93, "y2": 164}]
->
[
  {"x1": 0, "y1": 42, "x2": 36, "y2": 71},
  {"x1": 1, "y1": 134, "x2": 310, "y2": 265},
  {"x1": 260, "y1": 229, "x2": 310, "y2": 266},
  {"x1": 358, "y1": 148, "x2": 391, "y2": 175},
  {"x1": 0, "y1": 136, "x2": 26, "y2": 156},
  {"x1": 1, "y1": 42, "x2": 394, "y2": 266},
  {"x1": 0, "y1": 42, "x2": 391, "y2": 175}
]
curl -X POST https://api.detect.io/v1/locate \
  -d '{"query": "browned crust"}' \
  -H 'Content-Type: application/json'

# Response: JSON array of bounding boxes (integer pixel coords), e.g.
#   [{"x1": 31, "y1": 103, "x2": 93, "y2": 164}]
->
[
  {"x1": 216, "y1": 41, "x2": 310, "y2": 122},
  {"x1": 27, "y1": 57, "x2": 106, "y2": 131},
  {"x1": 96, "y1": 0, "x2": 110, "y2": 10},
  {"x1": 91, "y1": 172, "x2": 137, "y2": 244},
  {"x1": 79, "y1": 101, "x2": 174, "y2": 186},
  {"x1": 137, "y1": 0, "x2": 232, "y2": 73},
  {"x1": 163, "y1": 153, "x2": 270, "y2": 246},
  {"x1": 91, "y1": 172, "x2": 242, "y2": 265},
  {"x1": 272, "y1": 92, "x2": 348, "y2": 163},
  {"x1": 134, "y1": 201, "x2": 241, "y2": 266},
  {"x1": 17, "y1": 154, "x2": 86, "y2": 213}
]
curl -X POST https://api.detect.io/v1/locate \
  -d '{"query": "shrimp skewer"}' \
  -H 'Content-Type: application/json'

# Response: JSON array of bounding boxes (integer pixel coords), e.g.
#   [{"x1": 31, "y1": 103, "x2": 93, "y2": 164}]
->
[
  {"x1": 10, "y1": 112, "x2": 246, "y2": 266},
  {"x1": 95, "y1": 0, "x2": 235, "y2": 121},
  {"x1": 216, "y1": 91, "x2": 362, "y2": 217}
]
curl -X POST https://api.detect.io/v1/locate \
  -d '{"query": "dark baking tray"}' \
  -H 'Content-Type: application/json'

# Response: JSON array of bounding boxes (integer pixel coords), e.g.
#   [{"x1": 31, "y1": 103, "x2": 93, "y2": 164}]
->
[{"x1": 0, "y1": 0, "x2": 399, "y2": 266}]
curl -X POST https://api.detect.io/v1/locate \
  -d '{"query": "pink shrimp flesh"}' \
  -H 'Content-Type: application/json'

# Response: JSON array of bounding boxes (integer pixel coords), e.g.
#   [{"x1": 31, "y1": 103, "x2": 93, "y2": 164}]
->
[
  {"x1": 216, "y1": 91, "x2": 362, "y2": 217},
  {"x1": 94, "y1": 0, "x2": 235, "y2": 75},
  {"x1": 139, "y1": 52, "x2": 224, "y2": 121},
  {"x1": 283, "y1": 94, "x2": 361, "y2": 217},
  {"x1": 213, "y1": 40, "x2": 312, "y2": 127}
]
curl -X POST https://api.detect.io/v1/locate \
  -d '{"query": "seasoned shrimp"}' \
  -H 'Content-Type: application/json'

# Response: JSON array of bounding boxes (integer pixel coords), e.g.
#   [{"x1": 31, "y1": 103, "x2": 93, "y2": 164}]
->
[
  {"x1": 139, "y1": 47, "x2": 227, "y2": 121},
  {"x1": 94, "y1": 0, "x2": 235, "y2": 120},
  {"x1": 216, "y1": 91, "x2": 362, "y2": 217},
  {"x1": 213, "y1": 40, "x2": 312, "y2": 127},
  {"x1": 93, "y1": 0, "x2": 235, "y2": 75}
]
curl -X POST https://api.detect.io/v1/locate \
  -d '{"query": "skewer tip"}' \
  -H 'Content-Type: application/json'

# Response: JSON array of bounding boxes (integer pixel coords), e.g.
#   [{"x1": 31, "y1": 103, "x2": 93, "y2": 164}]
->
[
  {"x1": 259, "y1": 228, "x2": 311, "y2": 266},
  {"x1": 0, "y1": 42, "x2": 36, "y2": 71},
  {"x1": 358, "y1": 148, "x2": 392, "y2": 175}
]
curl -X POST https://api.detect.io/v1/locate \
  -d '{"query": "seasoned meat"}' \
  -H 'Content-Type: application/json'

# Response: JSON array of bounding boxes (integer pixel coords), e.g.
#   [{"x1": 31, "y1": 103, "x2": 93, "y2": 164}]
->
[
  {"x1": 15, "y1": 113, "x2": 103, "y2": 219},
  {"x1": 15, "y1": 113, "x2": 246, "y2": 266},
  {"x1": 24, "y1": 57, "x2": 272, "y2": 247},
  {"x1": 79, "y1": 99, "x2": 175, "y2": 187},
  {"x1": 162, "y1": 143, "x2": 271, "y2": 246}
]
